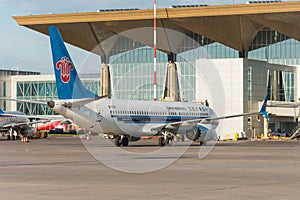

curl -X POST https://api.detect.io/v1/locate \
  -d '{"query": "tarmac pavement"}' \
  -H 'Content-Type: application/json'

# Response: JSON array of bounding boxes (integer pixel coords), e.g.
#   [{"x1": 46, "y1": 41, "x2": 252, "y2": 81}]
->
[{"x1": 0, "y1": 136, "x2": 300, "y2": 200}]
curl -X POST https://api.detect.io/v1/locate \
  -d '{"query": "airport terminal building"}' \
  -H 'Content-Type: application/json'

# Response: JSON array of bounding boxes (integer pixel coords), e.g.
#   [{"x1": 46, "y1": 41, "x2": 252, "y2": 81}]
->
[
  {"x1": 0, "y1": 72, "x2": 101, "y2": 115},
  {"x1": 4, "y1": 1, "x2": 300, "y2": 139},
  {"x1": 0, "y1": 69, "x2": 40, "y2": 110}
]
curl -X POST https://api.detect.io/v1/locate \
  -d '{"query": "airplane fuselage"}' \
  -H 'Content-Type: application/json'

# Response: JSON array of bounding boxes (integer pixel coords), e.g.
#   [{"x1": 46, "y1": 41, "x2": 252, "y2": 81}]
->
[
  {"x1": 0, "y1": 112, "x2": 30, "y2": 134},
  {"x1": 52, "y1": 98, "x2": 218, "y2": 138},
  {"x1": 0, "y1": 116, "x2": 29, "y2": 128}
]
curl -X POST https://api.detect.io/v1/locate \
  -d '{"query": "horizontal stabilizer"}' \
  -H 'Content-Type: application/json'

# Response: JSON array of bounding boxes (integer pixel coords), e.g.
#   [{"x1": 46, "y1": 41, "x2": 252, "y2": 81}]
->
[
  {"x1": 50, "y1": 95, "x2": 109, "y2": 109},
  {"x1": 0, "y1": 97, "x2": 47, "y2": 105}
]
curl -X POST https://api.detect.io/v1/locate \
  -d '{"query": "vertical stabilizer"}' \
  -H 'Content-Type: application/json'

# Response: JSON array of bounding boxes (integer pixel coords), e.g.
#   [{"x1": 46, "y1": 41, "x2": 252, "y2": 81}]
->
[{"x1": 48, "y1": 26, "x2": 98, "y2": 100}]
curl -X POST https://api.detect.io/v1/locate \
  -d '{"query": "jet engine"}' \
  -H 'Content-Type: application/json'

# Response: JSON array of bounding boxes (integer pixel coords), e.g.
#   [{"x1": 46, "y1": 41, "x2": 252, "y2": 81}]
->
[
  {"x1": 185, "y1": 125, "x2": 216, "y2": 142},
  {"x1": 185, "y1": 127, "x2": 201, "y2": 141}
]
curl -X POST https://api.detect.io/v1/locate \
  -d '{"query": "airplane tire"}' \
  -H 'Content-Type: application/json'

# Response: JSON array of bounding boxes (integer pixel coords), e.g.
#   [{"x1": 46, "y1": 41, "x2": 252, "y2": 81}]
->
[
  {"x1": 166, "y1": 137, "x2": 173, "y2": 146},
  {"x1": 115, "y1": 136, "x2": 122, "y2": 147},
  {"x1": 121, "y1": 136, "x2": 129, "y2": 146},
  {"x1": 158, "y1": 137, "x2": 165, "y2": 146}
]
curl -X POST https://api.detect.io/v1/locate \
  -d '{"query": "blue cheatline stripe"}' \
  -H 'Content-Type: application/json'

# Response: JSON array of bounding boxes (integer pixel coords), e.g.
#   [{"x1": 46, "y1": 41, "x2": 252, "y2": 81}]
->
[{"x1": 110, "y1": 114, "x2": 209, "y2": 124}]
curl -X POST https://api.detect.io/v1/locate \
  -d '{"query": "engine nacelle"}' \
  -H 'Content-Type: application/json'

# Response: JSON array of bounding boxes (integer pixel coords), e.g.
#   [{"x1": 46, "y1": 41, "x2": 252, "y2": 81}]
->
[
  {"x1": 186, "y1": 127, "x2": 201, "y2": 141},
  {"x1": 185, "y1": 125, "x2": 216, "y2": 142}
]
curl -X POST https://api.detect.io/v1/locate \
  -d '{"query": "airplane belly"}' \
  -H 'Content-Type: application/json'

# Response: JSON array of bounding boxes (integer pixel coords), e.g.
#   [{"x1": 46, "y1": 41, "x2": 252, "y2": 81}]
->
[
  {"x1": 111, "y1": 119, "x2": 140, "y2": 137},
  {"x1": 54, "y1": 106, "x2": 103, "y2": 133},
  {"x1": 110, "y1": 117, "x2": 156, "y2": 137},
  {"x1": 98, "y1": 117, "x2": 121, "y2": 135}
]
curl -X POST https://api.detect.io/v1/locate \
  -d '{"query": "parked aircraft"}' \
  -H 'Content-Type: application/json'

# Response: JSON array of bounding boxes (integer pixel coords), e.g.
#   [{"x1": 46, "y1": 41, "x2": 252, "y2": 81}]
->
[
  {"x1": 41, "y1": 26, "x2": 269, "y2": 146},
  {"x1": 0, "y1": 106, "x2": 63, "y2": 139},
  {"x1": 0, "y1": 109, "x2": 33, "y2": 139}
]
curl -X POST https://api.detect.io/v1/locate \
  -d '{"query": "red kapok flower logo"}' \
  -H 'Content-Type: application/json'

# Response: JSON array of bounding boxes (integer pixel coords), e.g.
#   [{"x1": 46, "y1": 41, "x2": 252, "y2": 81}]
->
[{"x1": 56, "y1": 56, "x2": 74, "y2": 83}]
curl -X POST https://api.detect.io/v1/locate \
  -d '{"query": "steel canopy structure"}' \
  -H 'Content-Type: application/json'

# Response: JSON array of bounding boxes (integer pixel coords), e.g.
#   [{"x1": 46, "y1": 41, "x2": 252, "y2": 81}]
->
[{"x1": 13, "y1": 1, "x2": 300, "y2": 58}]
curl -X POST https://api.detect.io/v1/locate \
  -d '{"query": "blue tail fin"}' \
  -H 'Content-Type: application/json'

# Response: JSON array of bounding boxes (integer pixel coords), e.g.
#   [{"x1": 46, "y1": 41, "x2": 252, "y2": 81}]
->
[
  {"x1": 49, "y1": 26, "x2": 98, "y2": 100},
  {"x1": 259, "y1": 91, "x2": 270, "y2": 120}
]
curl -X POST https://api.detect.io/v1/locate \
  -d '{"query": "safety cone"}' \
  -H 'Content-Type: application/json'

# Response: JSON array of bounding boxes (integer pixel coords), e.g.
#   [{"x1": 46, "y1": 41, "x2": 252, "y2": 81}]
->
[{"x1": 21, "y1": 137, "x2": 30, "y2": 143}]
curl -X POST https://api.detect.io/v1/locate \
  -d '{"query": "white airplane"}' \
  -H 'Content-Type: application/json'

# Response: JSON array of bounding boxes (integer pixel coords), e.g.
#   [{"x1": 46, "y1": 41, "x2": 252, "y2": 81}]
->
[
  {"x1": 0, "y1": 103, "x2": 63, "y2": 139},
  {"x1": 36, "y1": 26, "x2": 269, "y2": 147},
  {"x1": 0, "y1": 109, "x2": 35, "y2": 139}
]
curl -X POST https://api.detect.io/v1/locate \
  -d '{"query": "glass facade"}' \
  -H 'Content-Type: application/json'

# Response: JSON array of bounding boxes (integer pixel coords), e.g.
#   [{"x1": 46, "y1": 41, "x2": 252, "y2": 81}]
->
[
  {"x1": 248, "y1": 28, "x2": 300, "y2": 66},
  {"x1": 110, "y1": 46, "x2": 167, "y2": 100},
  {"x1": 109, "y1": 27, "x2": 297, "y2": 103},
  {"x1": 16, "y1": 77, "x2": 100, "y2": 115},
  {"x1": 16, "y1": 80, "x2": 57, "y2": 115},
  {"x1": 2, "y1": 30, "x2": 298, "y2": 115},
  {"x1": 283, "y1": 72, "x2": 295, "y2": 102}
]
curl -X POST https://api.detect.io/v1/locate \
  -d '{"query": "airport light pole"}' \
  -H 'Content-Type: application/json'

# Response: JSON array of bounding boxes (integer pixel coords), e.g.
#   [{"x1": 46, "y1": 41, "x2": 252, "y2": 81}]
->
[{"x1": 153, "y1": 0, "x2": 157, "y2": 101}]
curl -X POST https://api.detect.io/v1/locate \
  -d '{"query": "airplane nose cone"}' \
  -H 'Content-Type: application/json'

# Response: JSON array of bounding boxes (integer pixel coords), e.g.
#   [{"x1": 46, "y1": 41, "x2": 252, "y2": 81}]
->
[{"x1": 47, "y1": 101, "x2": 55, "y2": 108}]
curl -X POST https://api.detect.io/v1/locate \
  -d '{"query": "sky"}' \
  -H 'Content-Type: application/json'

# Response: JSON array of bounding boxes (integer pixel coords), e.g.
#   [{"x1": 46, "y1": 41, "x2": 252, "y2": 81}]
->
[{"x1": 0, "y1": 0, "x2": 295, "y2": 74}]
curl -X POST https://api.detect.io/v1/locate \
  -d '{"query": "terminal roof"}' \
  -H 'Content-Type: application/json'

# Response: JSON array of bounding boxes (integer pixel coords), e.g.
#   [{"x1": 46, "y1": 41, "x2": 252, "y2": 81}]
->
[{"x1": 13, "y1": 1, "x2": 300, "y2": 56}]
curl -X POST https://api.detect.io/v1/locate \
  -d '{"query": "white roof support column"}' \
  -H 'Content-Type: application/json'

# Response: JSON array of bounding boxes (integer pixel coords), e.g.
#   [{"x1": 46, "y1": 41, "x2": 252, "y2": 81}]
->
[{"x1": 100, "y1": 63, "x2": 111, "y2": 98}]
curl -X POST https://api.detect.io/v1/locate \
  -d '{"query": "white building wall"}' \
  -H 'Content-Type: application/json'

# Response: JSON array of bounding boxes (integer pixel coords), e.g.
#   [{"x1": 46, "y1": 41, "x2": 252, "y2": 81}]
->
[
  {"x1": 196, "y1": 58, "x2": 245, "y2": 139},
  {"x1": 298, "y1": 66, "x2": 300, "y2": 101},
  {"x1": 196, "y1": 58, "x2": 298, "y2": 139}
]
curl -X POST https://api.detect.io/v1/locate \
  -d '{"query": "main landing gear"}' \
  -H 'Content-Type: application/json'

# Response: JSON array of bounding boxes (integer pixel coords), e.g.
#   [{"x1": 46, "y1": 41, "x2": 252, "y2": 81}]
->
[
  {"x1": 115, "y1": 135, "x2": 129, "y2": 147},
  {"x1": 158, "y1": 132, "x2": 174, "y2": 146}
]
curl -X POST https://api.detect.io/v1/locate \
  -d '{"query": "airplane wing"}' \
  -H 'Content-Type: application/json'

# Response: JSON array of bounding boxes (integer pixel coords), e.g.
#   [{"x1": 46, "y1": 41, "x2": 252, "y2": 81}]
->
[
  {"x1": 0, "y1": 109, "x2": 61, "y2": 122},
  {"x1": 153, "y1": 93, "x2": 270, "y2": 132},
  {"x1": 152, "y1": 112, "x2": 261, "y2": 132},
  {"x1": 2, "y1": 122, "x2": 30, "y2": 128}
]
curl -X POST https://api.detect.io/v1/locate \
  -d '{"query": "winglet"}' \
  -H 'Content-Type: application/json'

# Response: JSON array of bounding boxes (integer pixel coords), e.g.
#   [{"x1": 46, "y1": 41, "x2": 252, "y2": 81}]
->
[
  {"x1": 259, "y1": 91, "x2": 270, "y2": 120},
  {"x1": 0, "y1": 109, "x2": 5, "y2": 114}
]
